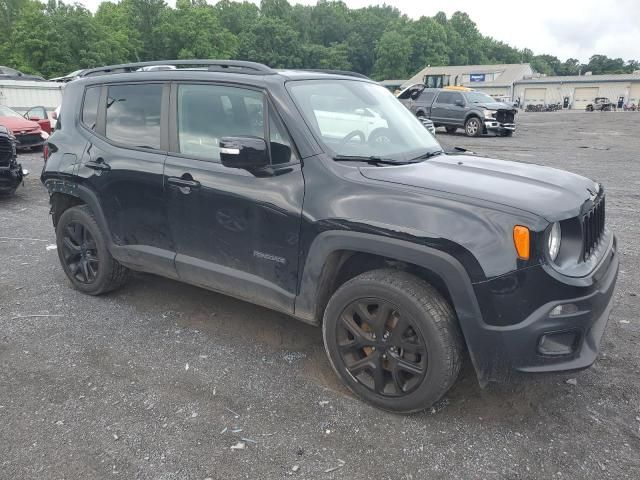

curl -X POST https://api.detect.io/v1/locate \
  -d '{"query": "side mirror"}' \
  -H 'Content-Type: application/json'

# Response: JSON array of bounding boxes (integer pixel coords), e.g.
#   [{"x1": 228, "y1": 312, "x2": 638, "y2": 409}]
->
[
  {"x1": 455, "y1": 99, "x2": 465, "y2": 107},
  {"x1": 220, "y1": 137, "x2": 269, "y2": 170}
]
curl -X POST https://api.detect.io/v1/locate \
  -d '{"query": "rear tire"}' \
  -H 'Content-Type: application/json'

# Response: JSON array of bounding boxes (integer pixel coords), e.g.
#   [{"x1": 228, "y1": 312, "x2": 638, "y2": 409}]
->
[
  {"x1": 322, "y1": 269, "x2": 463, "y2": 413},
  {"x1": 445, "y1": 126, "x2": 457, "y2": 134},
  {"x1": 55, "y1": 205, "x2": 129, "y2": 295},
  {"x1": 464, "y1": 117, "x2": 482, "y2": 137}
]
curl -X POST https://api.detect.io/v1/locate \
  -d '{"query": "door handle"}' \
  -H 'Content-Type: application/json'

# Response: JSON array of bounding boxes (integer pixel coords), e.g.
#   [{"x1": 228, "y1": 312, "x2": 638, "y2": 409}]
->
[
  {"x1": 168, "y1": 176, "x2": 201, "y2": 190},
  {"x1": 85, "y1": 158, "x2": 111, "y2": 171}
]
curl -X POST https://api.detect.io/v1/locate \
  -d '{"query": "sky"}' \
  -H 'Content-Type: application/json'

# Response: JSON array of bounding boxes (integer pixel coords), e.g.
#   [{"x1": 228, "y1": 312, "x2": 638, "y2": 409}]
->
[{"x1": 78, "y1": 0, "x2": 640, "y2": 63}]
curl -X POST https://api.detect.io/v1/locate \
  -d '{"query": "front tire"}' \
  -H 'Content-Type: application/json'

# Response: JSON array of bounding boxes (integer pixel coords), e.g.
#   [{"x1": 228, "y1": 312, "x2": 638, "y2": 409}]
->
[
  {"x1": 56, "y1": 205, "x2": 129, "y2": 295},
  {"x1": 322, "y1": 269, "x2": 463, "y2": 413},
  {"x1": 464, "y1": 117, "x2": 482, "y2": 137}
]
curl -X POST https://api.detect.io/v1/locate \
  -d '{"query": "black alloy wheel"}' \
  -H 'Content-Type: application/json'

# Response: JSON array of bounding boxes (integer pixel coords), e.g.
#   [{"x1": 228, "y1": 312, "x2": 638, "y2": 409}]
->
[
  {"x1": 323, "y1": 269, "x2": 463, "y2": 413},
  {"x1": 55, "y1": 205, "x2": 129, "y2": 295},
  {"x1": 62, "y1": 222, "x2": 99, "y2": 284},
  {"x1": 336, "y1": 297, "x2": 427, "y2": 396}
]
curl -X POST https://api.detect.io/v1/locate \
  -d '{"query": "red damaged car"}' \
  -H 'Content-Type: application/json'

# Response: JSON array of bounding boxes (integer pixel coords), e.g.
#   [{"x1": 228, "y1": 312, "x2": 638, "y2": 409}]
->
[{"x1": 0, "y1": 105, "x2": 49, "y2": 150}]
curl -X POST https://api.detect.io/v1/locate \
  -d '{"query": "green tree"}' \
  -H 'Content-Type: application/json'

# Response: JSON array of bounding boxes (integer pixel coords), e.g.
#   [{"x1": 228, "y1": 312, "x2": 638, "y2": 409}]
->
[
  {"x1": 373, "y1": 30, "x2": 411, "y2": 80},
  {"x1": 214, "y1": 0, "x2": 259, "y2": 35},
  {"x1": 237, "y1": 16, "x2": 302, "y2": 68},
  {"x1": 157, "y1": 0, "x2": 237, "y2": 59}
]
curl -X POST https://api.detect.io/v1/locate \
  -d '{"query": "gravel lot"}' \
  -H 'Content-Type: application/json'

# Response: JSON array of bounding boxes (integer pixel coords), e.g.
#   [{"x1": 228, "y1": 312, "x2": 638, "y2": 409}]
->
[{"x1": 1, "y1": 111, "x2": 639, "y2": 479}]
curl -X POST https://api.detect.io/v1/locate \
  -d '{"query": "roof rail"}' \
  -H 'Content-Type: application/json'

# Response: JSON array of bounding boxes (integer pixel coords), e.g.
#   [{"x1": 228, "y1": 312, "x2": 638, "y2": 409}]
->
[
  {"x1": 302, "y1": 69, "x2": 371, "y2": 80},
  {"x1": 80, "y1": 60, "x2": 276, "y2": 77}
]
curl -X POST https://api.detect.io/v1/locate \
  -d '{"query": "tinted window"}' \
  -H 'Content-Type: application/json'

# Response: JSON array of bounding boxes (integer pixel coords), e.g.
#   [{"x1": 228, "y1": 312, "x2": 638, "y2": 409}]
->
[
  {"x1": 418, "y1": 91, "x2": 436, "y2": 103},
  {"x1": 105, "y1": 84, "x2": 162, "y2": 149},
  {"x1": 435, "y1": 92, "x2": 454, "y2": 104},
  {"x1": 82, "y1": 87, "x2": 100, "y2": 130},
  {"x1": 177, "y1": 84, "x2": 264, "y2": 162}
]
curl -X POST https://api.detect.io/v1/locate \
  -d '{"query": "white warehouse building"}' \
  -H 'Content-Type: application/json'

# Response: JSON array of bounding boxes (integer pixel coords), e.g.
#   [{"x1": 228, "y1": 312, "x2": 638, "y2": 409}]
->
[
  {"x1": 402, "y1": 63, "x2": 535, "y2": 101},
  {"x1": 513, "y1": 74, "x2": 640, "y2": 110}
]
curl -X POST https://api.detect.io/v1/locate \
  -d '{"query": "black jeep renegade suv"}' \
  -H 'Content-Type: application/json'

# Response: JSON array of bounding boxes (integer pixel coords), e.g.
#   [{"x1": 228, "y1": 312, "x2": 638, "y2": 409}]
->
[{"x1": 41, "y1": 60, "x2": 619, "y2": 413}]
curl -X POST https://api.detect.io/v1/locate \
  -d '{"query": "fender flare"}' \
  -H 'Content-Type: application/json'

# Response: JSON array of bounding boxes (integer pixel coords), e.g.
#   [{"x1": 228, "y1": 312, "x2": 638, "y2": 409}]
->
[
  {"x1": 294, "y1": 231, "x2": 491, "y2": 381},
  {"x1": 465, "y1": 111, "x2": 483, "y2": 122},
  {"x1": 45, "y1": 180, "x2": 113, "y2": 245}
]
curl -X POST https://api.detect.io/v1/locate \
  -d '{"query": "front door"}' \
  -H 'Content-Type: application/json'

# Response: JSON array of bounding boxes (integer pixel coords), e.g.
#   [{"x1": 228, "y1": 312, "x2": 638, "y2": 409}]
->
[
  {"x1": 164, "y1": 83, "x2": 304, "y2": 314},
  {"x1": 76, "y1": 82, "x2": 175, "y2": 276}
]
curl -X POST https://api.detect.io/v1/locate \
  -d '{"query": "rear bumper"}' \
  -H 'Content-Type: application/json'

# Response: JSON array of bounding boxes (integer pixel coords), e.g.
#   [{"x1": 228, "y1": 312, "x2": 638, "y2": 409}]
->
[
  {"x1": 467, "y1": 237, "x2": 619, "y2": 382},
  {"x1": 15, "y1": 132, "x2": 45, "y2": 149},
  {"x1": 485, "y1": 121, "x2": 516, "y2": 133}
]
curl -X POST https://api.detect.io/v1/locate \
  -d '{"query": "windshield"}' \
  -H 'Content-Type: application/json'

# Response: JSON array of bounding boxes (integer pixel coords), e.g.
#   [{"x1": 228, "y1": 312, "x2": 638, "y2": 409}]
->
[
  {"x1": 287, "y1": 80, "x2": 441, "y2": 161},
  {"x1": 0, "y1": 106, "x2": 22, "y2": 118},
  {"x1": 465, "y1": 92, "x2": 497, "y2": 104}
]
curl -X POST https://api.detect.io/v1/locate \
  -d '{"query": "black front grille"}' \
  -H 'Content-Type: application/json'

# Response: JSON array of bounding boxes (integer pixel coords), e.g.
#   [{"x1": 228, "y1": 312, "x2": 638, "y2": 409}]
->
[
  {"x1": 496, "y1": 110, "x2": 515, "y2": 123},
  {"x1": 582, "y1": 195, "x2": 605, "y2": 260},
  {"x1": 0, "y1": 136, "x2": 12, "y2": 166}
]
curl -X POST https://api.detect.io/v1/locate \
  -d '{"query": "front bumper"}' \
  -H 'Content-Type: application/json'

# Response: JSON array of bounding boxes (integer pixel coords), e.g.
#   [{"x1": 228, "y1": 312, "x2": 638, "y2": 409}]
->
[
  {"x1": 484, "y1": 121, "x2": 516, "y2": 133},
  {"x1": 467, "y1": 237, "x2": 619, "y2": 383}
]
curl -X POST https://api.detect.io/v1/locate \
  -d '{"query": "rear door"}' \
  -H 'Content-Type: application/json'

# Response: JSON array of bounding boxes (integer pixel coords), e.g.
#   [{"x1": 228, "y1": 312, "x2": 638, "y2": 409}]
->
[
  {"x1": 164, "y1": 82, "x2": 304, "y2": 314},
  {"x1": 76, "y1": 82, "x2": 175, "y2": 276},
  {"x1": 414, "y1": 90, "x2": 436, "y2": 117}
]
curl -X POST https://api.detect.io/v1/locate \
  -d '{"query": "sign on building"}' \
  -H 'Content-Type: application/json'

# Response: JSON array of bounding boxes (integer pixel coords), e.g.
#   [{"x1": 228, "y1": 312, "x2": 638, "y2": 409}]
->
[{"x1": 470, "y1": 74, "x2": 486, "y2": 82}]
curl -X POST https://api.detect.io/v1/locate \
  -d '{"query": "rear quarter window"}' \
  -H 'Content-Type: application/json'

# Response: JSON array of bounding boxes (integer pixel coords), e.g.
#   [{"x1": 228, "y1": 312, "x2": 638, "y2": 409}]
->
[{"x1": 81, "y1": 86, "x2": 101, "y2": 130}]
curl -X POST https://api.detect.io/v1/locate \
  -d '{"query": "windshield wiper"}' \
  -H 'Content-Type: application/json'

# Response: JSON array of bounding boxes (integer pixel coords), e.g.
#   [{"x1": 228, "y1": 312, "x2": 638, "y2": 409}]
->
[
  {"x1": 332, "y1": 155, "x2": 408, "y2": 166},
  {"x1": 410, "y1": 150, "x2": 444, "y2": 161}
]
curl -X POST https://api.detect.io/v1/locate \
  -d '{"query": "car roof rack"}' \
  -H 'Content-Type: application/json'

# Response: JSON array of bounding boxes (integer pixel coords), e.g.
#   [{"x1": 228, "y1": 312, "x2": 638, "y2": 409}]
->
[
  {"x1": 301, "y1": 69, "x2": 371, "y2": 80},
  {"x1": 80, "y1": 60, "x2": 276, "y2": 77}
]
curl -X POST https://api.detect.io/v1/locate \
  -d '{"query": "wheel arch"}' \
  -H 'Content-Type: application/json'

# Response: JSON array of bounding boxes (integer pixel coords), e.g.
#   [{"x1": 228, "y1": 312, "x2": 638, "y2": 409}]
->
[
  {"x1": 464, "y1": 111, "x2": 483, "y2": 122},
  {"x1": 295, "y1": 230, "x2": 484, "y2": 352},
  {"x1": 46, "y1": 182, "x2": 111, "y2": 244},
  {"x1": 297, "y1": 234, "x2": 480, "y2": 320}
]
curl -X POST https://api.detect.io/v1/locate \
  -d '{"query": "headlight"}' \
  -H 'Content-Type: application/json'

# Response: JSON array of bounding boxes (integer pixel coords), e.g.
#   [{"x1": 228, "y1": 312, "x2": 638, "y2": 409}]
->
[
  {"x1": 548, "y1": 222, "x2": 561, "y2": 261},
  {"x1": 483, "y1": 110, "x2": 496, "y2": 119}
]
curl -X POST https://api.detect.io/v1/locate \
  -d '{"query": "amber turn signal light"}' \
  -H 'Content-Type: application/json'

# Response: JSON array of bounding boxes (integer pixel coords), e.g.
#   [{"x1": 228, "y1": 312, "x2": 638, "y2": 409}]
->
[{"x1": 513, "y1": 225, "x2": 530, "y2": 260}]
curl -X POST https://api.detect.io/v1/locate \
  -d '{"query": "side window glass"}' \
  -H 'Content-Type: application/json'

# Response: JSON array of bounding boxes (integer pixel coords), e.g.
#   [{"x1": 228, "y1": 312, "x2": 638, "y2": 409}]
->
[
  {"x1": 421, "y1": 91, "x2": 435, "y2": 103},
  {"x1": 105, "y1": 84, "x2": 162, "y2": 149},
  {"x1": 436, "y1": 92, "x2": 453, "y2": 104},
  {"x1": 82, "y1": 86, "x2": 101, "y2": 130},
  {"x1": 177, "y1": 84, "x2": 264, "y2": 162},
  {"x1": 451, "y1": 93, "x2": 463, "y2": 105},
  {"x1": 269, "y1": 106, "x2": 295, "y2": 165}
]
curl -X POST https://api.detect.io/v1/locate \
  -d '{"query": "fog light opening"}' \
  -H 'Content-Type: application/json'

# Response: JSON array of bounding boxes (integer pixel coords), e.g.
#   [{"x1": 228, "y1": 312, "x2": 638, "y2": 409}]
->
[
  {"x1": 549, "y1": 303, "x2": 579, "y2": 317},
  {"x1": 538, "y1": 330, "x2": 580, "y2": 356}
]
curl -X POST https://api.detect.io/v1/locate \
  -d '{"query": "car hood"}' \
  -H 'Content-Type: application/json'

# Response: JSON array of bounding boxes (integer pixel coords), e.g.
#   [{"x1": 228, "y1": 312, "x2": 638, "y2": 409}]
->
[
  {"x1": 472, "y1": 102, "x2": 515, "y2": 111},
  {"x1": 359, "y1": 154, "x2": 598, "y2": 221},
  {"x1": 0, "y1": 116, "x2": 40, "y2": 132}
]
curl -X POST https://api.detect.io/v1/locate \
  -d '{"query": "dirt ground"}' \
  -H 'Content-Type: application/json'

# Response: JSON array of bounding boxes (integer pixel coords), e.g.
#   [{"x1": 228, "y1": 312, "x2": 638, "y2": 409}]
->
[{"x1": 1, "y1": 110, "x2": 639, "y2": 479}]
